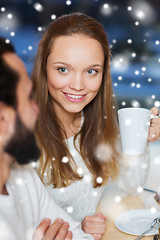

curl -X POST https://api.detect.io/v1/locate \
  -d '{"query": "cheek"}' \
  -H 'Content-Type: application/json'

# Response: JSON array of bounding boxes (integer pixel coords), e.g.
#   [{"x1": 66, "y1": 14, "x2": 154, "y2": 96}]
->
[
  {"x1": 47, "y1": 72, "x2": 69, "y2": 90},
  {"x1": 85, "y1": 76, "x2": 103, "y2": 92}
]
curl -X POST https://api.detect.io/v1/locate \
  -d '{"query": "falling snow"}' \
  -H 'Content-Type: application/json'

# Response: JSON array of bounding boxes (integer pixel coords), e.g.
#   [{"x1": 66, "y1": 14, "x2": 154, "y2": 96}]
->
[
  {"x1": 51, "y1": 14, "x2": 56, "y2": 20},
  {"x1": 0, "y1": 0, "x2": 158, "y2": 111},
  {"x1": 62, "y1": 156, "x2": 69, "y2": 163},
  {"x1": 33, "y1": 3, "x2": 43, "y2": 12},
  {"x1": 67, "y1": 206, "x2": 73, "y2": 213},
  {"x1": 96, "y1": 176, "x2": 103, "y2": 184},
  {"x1": 0, "y1": 2, "x2": 160, "y2": 237},
  {"x1": 66, "y1": 0, "x2": 72, "y2": 6}
]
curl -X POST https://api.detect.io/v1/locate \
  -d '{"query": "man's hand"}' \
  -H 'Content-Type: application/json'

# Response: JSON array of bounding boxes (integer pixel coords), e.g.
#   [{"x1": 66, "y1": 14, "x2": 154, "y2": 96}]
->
[
  {"x1": 149, "y1": 107, "x2": 160, "y2": 142},
  {"x1": 33, "y1": 218, "x2": 72, "y2": 240},
  {"x1": 81, "y1": 212, "x2": 106, "y2": 240}
]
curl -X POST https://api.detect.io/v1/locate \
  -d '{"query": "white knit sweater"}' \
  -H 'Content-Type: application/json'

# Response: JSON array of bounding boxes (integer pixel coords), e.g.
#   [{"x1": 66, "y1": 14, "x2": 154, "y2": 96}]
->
[
  {"x1": 43, "y1": 126, "x2": 150, "y2": 222},
  {"x1": 0, "y1": 165, "x2": 93, "y2": 240},
  {"x1": 44, "y1": 135, "x2": 104, "y2": 222}
]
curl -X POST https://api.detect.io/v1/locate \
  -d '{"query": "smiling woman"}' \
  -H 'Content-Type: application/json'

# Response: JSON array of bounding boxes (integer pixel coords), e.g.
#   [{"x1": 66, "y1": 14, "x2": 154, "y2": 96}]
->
[
  {"x1": 32, "y1": 12, "x2": 120, "y2": 240},
  {"x1": 31, "y1": 11, "x2": 160, "y2": 240},
  {"x1": 46, "y1": 34, "x2": 104, "y2": 118}
]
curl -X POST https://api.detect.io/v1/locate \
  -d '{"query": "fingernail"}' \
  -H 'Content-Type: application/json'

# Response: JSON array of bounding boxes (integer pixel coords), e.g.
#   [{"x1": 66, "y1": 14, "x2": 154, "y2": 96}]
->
[
  {"x1": 64, "y1": 222, "x2": 69, "y2": 226},
  {"x1": 58, "y1": 218, "x2": 64, "y2": 223},
  {"x1": 68, "y1": 231, "x2": 72, "y2": 235},
  {"x1": 44, "y1": 218, "x2": 51, "y2": 223}
]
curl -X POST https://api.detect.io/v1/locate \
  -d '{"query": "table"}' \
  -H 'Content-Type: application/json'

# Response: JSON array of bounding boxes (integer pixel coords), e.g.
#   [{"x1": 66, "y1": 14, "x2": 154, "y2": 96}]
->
[
  {"x1": 99, "y1": 195, "x2": 152, "y2": 240},
  {"x1": 98, "y1": 142, "x2": 160, "y2": 240}
]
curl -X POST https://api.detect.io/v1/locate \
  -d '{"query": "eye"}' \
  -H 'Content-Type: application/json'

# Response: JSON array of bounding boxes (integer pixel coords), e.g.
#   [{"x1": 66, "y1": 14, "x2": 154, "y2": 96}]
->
[
  {"x1": 87, "y1": 69, "x2": 98, "y2": 75},
  {"x1": 58, "y1": 67, "x2": 68, "y2": 73}
]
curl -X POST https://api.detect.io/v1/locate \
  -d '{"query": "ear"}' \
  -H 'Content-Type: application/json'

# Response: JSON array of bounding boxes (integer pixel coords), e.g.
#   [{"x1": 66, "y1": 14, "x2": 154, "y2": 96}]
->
[{"x1": 0, "y1": 102, "x2": 15, "y2": 139}]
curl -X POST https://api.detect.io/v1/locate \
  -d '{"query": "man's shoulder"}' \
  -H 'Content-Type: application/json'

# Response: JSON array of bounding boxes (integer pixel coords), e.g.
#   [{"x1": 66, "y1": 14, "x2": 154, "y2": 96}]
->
[
  {"x1": 10, "y1": 163, "x2": 39, "y2": 183},
  {"x1": 8, "y1": 163, "x2": 44, "y2": 200},
  {"x1": 11, "y1": 163, "x2": 34, "y2": 173}
]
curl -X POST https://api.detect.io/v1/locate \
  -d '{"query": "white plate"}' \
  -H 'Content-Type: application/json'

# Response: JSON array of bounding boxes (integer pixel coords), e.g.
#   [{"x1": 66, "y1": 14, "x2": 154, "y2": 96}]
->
[{"x1": 115, "y1": 209, "x2": 160, "y2": 236}]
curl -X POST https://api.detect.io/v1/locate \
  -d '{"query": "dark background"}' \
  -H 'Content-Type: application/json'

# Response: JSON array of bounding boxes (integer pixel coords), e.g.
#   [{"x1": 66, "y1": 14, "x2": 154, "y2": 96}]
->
[{"x1": 0, "y1": 0, "x2": 160, "y2": 109}]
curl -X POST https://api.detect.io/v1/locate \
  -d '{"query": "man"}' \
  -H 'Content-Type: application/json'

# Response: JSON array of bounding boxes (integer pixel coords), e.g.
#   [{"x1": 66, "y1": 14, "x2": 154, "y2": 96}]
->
[{"x1": 0, "y1": 37, "x2": 93, "y2": 240}]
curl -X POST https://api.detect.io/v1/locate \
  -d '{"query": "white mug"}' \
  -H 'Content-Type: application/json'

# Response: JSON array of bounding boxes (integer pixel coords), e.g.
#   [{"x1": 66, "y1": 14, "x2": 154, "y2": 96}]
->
[{"x1": 118, "y1": 107, "x2": 151, "y2": 155}]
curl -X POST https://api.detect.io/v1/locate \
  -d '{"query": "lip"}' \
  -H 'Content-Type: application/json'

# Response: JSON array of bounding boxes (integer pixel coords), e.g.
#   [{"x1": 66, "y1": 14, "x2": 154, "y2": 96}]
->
[{"x1": 63, "y1": 92, "x2": 86, "y2": 102}]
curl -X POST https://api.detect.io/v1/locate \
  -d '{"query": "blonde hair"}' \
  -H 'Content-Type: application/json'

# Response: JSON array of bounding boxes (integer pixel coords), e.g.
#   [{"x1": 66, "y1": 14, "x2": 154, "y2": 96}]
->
[{"x1": 32, "y1": 12, "x2": 120, "y2": 188}]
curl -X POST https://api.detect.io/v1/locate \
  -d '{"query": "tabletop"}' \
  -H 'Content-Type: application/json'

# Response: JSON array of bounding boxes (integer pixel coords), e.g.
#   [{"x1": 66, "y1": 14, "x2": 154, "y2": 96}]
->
[{"x1": 99, "y1": 195, "x2": 153, "y2": 240}]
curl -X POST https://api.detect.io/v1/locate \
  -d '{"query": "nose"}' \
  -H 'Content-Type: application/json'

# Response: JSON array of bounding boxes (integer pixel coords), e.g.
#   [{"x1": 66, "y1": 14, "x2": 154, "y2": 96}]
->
[{"x1": 69, "y1": 72, "x2": 85, "y2": 91}]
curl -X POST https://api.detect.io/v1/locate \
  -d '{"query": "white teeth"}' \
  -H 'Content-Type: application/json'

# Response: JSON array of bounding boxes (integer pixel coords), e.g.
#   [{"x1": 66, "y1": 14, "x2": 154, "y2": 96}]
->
[{"x1": 66, "y1": 94, "x2": 83, "y2": 99}]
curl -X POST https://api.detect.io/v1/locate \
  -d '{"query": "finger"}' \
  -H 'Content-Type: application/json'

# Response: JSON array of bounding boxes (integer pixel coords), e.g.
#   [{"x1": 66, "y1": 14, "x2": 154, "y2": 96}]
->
[
  {"x1": 55, "y1": 222, "x2": 70, "y2": 240},
  {"x1": 65, "y1": 230, "x2": 73, "y2": 240},
  {"x1": 150, "y1": 107, "x2": 159, "y2": 115},
  {"x1": 90, "y1": 223, "x2": 106, "y2": 234},
  {"x1": 83, "y1": 222, "x2": 106, "y2": 234},
  {"x1": 149, "y1": 124, "x2": 160, "y2": 142},
  {"x1": 83, "y1": 215, "x2": 106, "y2": 223},
  {"x1": 150, "y1": 123, "x2": 160, "y2": 133},
  {"x1": 95, "y1": 212, "x2": 106, "y2": 220},
  {"x1": 92, "y1": 233, "x2": 102, "y2": 240},
  {"x1": 148, "y1": 127, "x2": 156, "y2": 142},
  {"x1": 44, "y1": 218, "x2": 64, "y2": 240},
  {"x1": 151, "y1": 117, "x2": 160, "y2": 124},
  {"x1": 33, "y1": 218, "x2": 51, "y2": 240}
]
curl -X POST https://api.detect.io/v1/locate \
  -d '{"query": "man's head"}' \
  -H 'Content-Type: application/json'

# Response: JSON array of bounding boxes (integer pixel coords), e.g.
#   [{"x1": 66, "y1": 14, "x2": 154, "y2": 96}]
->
[
  {"x1": 0, "y1": 38, "x2": 18, "y2": 108},
  {"x1": 0, "y1": 37, "x2": 40, "y2": 166}
]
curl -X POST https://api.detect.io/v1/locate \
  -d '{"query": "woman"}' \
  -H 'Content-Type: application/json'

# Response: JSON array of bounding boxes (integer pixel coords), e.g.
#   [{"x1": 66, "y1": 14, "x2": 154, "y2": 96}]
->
[{"x1": 32, "y1": 12, "x2": 160, "y2": 240}]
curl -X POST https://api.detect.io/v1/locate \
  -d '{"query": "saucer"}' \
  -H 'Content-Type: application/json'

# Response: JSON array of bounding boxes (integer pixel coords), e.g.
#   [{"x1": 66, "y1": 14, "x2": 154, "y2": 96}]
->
[{"x1": 115, "y1": 209, "x2": 160, "y2": 235}]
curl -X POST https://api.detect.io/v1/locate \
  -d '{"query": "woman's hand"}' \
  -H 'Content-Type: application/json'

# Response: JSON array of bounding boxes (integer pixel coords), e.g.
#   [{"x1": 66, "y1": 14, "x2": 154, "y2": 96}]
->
[
  {"x1": 33, "y1": 218, "x2": 72, "y2": 240},
  {"x1": 149, "y1": 107, "x2": 160, "y2": 142},
  {"x1": 81, "y1": 212, "x2": 106, "y2": 240}
]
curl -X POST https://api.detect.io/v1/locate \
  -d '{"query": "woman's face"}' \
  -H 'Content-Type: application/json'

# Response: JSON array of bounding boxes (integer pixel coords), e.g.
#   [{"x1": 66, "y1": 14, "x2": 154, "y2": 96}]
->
[{"x1": 46, "y1": 34, "x2": 104, "y2": 117}]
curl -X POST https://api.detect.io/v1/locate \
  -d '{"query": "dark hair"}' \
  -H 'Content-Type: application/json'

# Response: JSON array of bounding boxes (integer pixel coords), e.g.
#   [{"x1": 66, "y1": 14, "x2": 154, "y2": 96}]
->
[{"x1": 0, "y1": 37, "x2": 19, "y2": 108}]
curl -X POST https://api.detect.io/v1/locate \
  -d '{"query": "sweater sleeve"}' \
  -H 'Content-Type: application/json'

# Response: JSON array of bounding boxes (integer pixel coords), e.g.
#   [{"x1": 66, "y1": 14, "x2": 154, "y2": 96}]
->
[{"x1": 31, "y1": 169, "x2": 94, "y2": 240}]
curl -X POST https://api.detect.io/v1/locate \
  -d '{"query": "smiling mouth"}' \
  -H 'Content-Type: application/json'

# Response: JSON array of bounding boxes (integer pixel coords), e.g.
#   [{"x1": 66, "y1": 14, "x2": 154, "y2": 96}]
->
[
  {"x1": 63, "y1": 92, "x2": 86, "y2": 101},
  {"x1": 66, "y1": 93, "x2": 84, "y2": 99}
]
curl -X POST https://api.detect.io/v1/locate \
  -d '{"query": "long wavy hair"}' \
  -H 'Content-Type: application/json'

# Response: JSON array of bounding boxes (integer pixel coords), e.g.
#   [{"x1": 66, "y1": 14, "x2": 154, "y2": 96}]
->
[{"x1": 32, "y1": 12, "x2": 120, "y2": 188}]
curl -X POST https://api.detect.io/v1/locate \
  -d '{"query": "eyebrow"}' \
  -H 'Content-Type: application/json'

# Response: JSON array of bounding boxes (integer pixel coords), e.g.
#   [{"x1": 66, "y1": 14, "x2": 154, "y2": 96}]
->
[{"x1": 53, "y1": 62, "x2": 103, "y2": 68}]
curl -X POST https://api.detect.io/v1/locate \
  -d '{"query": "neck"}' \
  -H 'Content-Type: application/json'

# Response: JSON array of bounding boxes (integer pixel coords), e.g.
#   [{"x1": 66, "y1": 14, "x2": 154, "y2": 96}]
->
[
  {"x1": 1, "y1": 185, "x2": 8, "y2": 195},
  {"x1": 56, "y1": 109, "x2": 82, "y2": 139}
]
